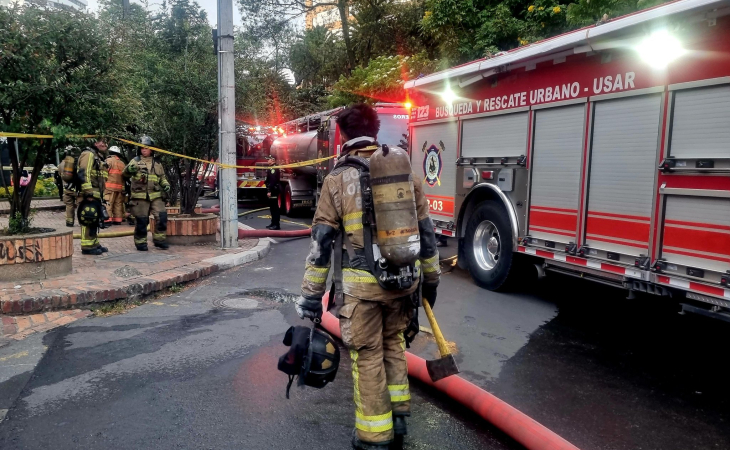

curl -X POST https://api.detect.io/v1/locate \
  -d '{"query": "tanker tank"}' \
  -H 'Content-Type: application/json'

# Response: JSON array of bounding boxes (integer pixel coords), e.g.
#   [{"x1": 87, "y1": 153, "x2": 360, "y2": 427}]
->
[{"x1": 270, "y1": 131, "x2": 319, "y2": 176}]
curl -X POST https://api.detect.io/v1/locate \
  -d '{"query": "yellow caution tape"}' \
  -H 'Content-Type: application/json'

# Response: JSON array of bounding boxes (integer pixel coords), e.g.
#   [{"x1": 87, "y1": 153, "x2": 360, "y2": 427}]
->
[
  {"x1": 0, "y1": 132, "x2": 335, "y2": 171},
  {"x1": 114, "y1": 137, "x2": 335, "y2": 170}
]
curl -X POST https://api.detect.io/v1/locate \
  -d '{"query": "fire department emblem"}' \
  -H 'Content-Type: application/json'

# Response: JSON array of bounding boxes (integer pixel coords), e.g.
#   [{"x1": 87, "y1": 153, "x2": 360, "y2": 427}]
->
[{"x1": 422, "y1": 141, "x2": 445, "y2": 187}]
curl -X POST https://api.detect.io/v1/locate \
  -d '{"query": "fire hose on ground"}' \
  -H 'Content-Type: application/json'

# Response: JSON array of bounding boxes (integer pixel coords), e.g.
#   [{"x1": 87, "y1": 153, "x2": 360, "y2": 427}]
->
[{"x1": 319, "y1": 294, "x2": 581, "y2": 450}]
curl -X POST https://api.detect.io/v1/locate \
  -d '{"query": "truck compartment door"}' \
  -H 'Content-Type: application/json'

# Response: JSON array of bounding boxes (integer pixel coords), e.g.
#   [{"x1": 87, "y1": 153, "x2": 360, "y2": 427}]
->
[
  {"x1": 461, "y1": 112, "x2": 528, "y2": 158},
  {"x1": 658, "y1": 83, "x2": 730, "y2": 277},
  {"x1": 411, "y1": 121, "x2": 459, "y2": 221},
  {"x1": 584, "y1": 94, "x2": 661, "y2": 256},
  {"x1": 661, "y1": 196, "x2": 730, "y2": 274},
  {"x1": 528, "y1": 104, "x2": 585, "y2": 244},
  {"x1": 669, "y1": 84, "x2": 730, "y2": 160}
]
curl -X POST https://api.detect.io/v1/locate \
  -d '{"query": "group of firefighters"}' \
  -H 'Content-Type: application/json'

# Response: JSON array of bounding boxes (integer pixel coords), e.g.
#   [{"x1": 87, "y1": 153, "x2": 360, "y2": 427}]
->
[{"x1": 61, "y1": 136, "x2": 171, "y2": 255}]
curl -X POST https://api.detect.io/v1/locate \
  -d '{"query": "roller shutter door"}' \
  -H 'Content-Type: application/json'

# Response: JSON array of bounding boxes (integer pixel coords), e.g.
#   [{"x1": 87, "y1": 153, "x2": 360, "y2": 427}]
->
[
  {"x1": 528, "y1": 105, "x2": 585, "y2": 242},
  {"x1": 661, "y1": 196, "x2": 730, "y2": 273},
  {"x1": 585, "y1": 94, "x2": 661, "y2": 256},
  {"x1": 461, "y1": 112, "x2": 529, "y2": 158},
  {"x1": 670, "y1": 84, "x2": 730, "y2": 159},
  {"x1": 411, "y1": 121, "x2": 458, "y2": 220}
]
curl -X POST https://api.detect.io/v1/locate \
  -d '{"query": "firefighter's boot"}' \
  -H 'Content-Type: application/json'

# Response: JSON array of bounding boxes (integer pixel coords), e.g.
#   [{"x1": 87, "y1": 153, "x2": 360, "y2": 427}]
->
[
  {"x1": 393, "y1": 415, "x2": 407, "y2": 437},
  {"x1": 136, "y1": 243, "x2": 148, "y2": 251},
  {"x1": 351, "y1": 429, "x2": 390, "y2": 450},
  {"x1": 154, "y1": 241, "x2": 169, "y2": 250}
]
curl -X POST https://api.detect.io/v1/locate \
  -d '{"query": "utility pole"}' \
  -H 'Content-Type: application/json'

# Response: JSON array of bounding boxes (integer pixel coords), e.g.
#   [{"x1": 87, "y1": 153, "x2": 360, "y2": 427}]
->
[{"x1": 217, "y1": 0, "x2": 237, "y2": 249}]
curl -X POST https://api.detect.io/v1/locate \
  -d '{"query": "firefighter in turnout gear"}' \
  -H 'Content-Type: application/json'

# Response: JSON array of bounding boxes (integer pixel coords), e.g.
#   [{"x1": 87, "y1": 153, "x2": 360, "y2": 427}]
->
[
  {"x1": 61, "y1": 146, "x2": 80, "y2": 227},
  {"x1": 265, "y1": 155, "x2": 281, "y2": 230},
  {"x1": 76, "y1": 139, "x2": 110, "y2": 255},
  {"x1": 296, "y1": 104, "x2": 441, "y2": 449},
  {"x1": 123, "y1": 136, "x2": 170, "y2": 251},
  {"x1": 104, "y1": 146, "x2": 126, "y2": 225}
]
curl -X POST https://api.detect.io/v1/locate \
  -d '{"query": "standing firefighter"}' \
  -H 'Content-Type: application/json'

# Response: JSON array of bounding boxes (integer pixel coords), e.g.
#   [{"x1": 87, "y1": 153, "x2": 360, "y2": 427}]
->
[
  {"x1": 59, "y1": 146, "x2": 79, "y2": 227},
  {"x1": 295, "y1": 104, "x2": 441, "y2": 450},
  {"x1": 104, "y1": 146, "x2": 126, "y2": 225},
  {"x1": 76, "y1": 139, "x2": 109, "y2": 255},
  {"x1": 265, "y1": 154, "x2": 281, "y2": 230},
  {"x1": 123, "y1": 136, "x2": 170, "y2": 251}
]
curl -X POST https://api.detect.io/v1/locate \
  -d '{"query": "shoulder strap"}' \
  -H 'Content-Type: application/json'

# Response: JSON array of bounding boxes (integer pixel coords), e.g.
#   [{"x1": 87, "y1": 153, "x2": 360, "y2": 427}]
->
[{"x1": 329, "y1": 231, "x2": 344, "y2": 313}]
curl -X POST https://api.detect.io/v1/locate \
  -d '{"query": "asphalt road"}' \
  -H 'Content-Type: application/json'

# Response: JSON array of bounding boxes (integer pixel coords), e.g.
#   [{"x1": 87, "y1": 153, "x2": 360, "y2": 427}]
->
[{"x1": 1, "y1": 199, "x2": 729, "y2": 450}]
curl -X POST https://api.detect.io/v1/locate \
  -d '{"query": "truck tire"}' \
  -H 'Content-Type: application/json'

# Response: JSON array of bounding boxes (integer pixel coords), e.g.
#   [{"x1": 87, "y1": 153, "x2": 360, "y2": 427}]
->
[
  {"x1": 464, "y1": 201, "x2": 516, "y2": 291},
  {"x1": 283, "y1": 185, "x2": 293, "y2": 217}
]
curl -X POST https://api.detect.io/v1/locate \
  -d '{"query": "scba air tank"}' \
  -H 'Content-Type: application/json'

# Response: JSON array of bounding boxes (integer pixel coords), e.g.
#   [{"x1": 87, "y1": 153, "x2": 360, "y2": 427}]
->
[{"x1": 369, "y1": 145, "x2": 420, "y2": 266}]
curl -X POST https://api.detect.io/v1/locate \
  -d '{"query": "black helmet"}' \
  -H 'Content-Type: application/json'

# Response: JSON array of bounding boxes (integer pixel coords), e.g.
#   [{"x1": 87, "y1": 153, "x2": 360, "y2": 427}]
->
[
  {"x1": 278, "y1": 324, "x2": 340, "y2": 398},
  {"x1": 140, "y1": 135, "x2": 155, "y2": 146},
  {"x1": 77, "y1": 198, "x2": 101, "y2": 226}
]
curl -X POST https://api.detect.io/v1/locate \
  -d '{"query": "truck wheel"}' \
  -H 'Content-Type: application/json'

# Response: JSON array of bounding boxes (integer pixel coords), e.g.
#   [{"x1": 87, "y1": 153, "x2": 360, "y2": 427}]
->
[
  {"x1": 284, "y1": 185, "x2": 294, "y2": 217},
  {"x1": 464, "y1": 201, "x2": 515, "y2": 291}
]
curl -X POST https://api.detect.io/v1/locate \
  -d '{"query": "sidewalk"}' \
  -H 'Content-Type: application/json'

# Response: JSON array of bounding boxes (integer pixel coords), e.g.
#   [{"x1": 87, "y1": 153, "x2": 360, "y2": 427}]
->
[
  {"x1": 0, "y1": 210, "x2": 269, "y2": 339},
  {"x1": 0, "y1": 198, "x2": 64, "y2": 214}
]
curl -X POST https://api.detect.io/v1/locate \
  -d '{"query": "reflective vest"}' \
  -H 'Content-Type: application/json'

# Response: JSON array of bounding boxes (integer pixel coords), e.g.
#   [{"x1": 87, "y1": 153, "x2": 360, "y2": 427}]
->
[
  {"x1": 105, "y1": 155, "x2": 126, "y2": 192},
  {"x1": 124, "y1": 156, "x2": 169, "y2": 200}
]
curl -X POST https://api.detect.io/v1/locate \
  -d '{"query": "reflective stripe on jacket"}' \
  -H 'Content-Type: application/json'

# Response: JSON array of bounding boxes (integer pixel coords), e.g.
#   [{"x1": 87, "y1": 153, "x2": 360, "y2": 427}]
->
[
  {"x1": 124, "y1": 156, "x2": 169, "y2": 200},
  {"x1": 76, "y1": 148, "x2": 107, "y2": 199},
  {"x1": 105, "y1": 155, "x2": 126, "y2": 192}
]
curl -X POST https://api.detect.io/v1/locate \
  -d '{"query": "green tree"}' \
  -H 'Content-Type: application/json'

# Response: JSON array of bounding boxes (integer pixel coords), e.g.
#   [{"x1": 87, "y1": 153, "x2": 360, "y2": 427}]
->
[
  {"x1": 289, "y1": 26, "x2": 347, "y2": 88},
  {"x1": 238, "y1": 0, "x2": 357, "y2": 70},
  {"x1": 328, "y1": 52, "x2": 440, "y2": 106},
  {"x1": 566, "y1": 0, "x2": 666, "y2": 26},
  {"x1": 0, "y1": 5, "x2": 131, "y2": 230}
]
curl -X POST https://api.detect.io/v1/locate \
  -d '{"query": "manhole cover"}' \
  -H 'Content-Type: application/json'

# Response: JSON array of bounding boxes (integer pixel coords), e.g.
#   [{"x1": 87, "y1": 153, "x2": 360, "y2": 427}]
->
[
  {"x1": 235, "y1": 289, "x2": 298, "y2": 304},
  {"x1": 213, "y1": 297, "x2": 259, "y2": 309},
  {"x1": 102, "y1": 253, "x2": 175, "y2": 264}
]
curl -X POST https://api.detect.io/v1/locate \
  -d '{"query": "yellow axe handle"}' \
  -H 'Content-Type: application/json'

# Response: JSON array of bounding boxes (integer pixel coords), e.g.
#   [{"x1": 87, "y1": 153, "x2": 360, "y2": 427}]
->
[{"x1": 422, "y1": 298, "x2": 450, "y2": 357}]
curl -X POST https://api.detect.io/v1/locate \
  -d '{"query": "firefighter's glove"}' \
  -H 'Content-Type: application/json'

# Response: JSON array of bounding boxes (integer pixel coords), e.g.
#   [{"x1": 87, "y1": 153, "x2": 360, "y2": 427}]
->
[
  {"x1": 295, "y1": 296, "x2": 322, "y2": 321},
  {"x1": 163, "y1": 184, "x2": 171, "y2": 193},
  {"x1": 126, "y1": 164, "x2": 138, "y2": 174},
  {"x1": 422, "y1": 284, "x2": 438, "y2": 309}
]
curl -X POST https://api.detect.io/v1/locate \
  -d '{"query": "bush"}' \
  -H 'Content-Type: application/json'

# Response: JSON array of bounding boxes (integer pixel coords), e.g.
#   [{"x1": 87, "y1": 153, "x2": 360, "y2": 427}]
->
[
  {"x1": 0, "y1": 178, "x2": 58, "y2": 198},
  {"x1": 5, "y1": 211, "x2": 34, "y2": 235},
  {"x1": 34, "y1": 177, "x2": 59, "y2": 197}
]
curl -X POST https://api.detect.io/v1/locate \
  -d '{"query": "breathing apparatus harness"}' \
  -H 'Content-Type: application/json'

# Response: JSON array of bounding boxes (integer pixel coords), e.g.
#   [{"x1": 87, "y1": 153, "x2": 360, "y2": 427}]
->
[{"x1": 331, "y1": 137, "x2": 417, "y2": 295}]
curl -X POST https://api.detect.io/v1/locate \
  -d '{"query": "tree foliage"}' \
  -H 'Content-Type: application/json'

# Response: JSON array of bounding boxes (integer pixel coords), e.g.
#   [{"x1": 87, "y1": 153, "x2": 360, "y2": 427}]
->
[{"x1": 0, "y1": 5, "x2": 132, "y2": 226}]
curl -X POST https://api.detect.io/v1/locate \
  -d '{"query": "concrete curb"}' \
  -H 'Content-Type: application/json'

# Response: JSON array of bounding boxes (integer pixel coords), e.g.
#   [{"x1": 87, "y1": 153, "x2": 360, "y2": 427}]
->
[
  {"x1": 0, "y1": 204, "x2": 64, "y2": 215},
  {"x1": 0, "y1": 224, "x2": 271, "y2": 338}
]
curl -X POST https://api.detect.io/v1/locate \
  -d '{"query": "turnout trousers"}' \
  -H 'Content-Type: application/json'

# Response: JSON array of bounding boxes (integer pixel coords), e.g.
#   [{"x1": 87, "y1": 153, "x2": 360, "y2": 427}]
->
[
  {"x1": 63, "y1": 190, "x2": 77, "y2": 226},
  {"x1": 339, "y1": 294, "x2": 413, "y2": 444},
  {"x1": 130, "y1": 198, "x2": 167, "y2": 246},
  {"x1": 80, "y1": 224, "x2": 100, "y2": 250},
  {"x1": 103, "y1": 191, "x2": 125, "y2": 224}
]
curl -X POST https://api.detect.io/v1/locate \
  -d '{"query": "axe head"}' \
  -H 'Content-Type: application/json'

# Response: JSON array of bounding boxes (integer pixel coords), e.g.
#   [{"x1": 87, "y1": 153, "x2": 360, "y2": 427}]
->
[{"x1": 426, "y1": 354, "x2": 460, "y2": 382}]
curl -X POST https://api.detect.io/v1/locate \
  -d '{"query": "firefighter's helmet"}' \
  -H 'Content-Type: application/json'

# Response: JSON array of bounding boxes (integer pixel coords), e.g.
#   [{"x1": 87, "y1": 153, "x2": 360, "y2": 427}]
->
[
  {"x1": 77, "y1": 198, "x2": 101, "y2": 227},
  {"x1": 140, "y1": 135, "x2": 155, "y2": 146},
  {"x1": 277, "y1": 324, "x2": 340, "y2": 398}
]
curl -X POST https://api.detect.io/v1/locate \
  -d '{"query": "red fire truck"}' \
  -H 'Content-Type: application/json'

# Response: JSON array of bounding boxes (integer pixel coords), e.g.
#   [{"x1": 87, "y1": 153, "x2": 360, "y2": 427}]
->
[
  {"x1": 267, "y1": 103, "x2": 410, "y2": 215},
  {"x1": 236, "y1": 128, "x2": 276, "y2": 199},
  {"x1": 404, "y1": 0, "x2": 730, "y2": 318}
]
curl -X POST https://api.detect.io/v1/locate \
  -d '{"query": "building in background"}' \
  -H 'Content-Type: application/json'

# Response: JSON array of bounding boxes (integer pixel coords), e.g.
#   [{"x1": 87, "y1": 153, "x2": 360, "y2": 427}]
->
[{"x1": 305, "y1": 0, "x2": 346, "y2": 31}]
